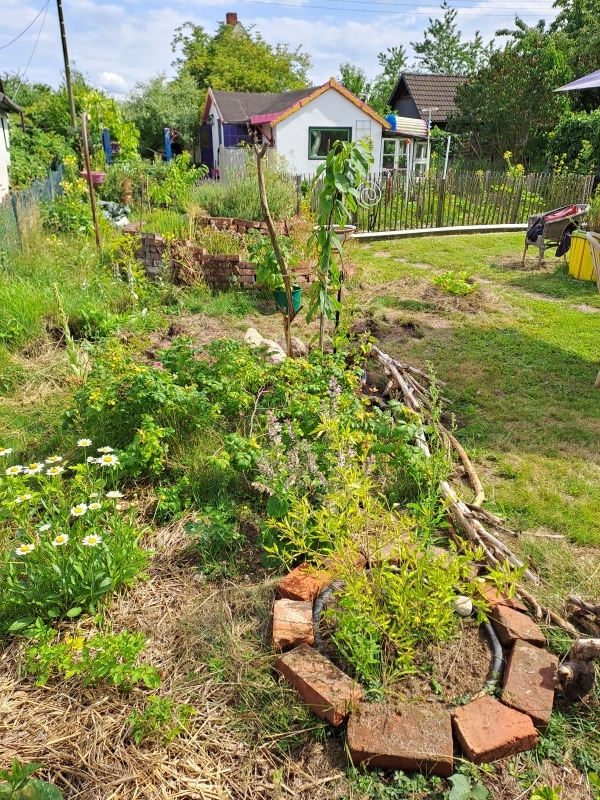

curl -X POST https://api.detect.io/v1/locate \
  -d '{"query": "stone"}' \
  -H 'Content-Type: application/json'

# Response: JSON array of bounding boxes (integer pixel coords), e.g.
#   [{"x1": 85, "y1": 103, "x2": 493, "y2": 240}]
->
[
  {"x1": 272, "y1": 599, "x2": 313, "y2": 652},
  {"x1": 275, "y1": 643, "x2": 362, "y2": 725},
  {"x1": 491, "y1": 605, "x2": 546, "y2": 647},
  {"x1": 276, "y1": 563, "x2": 331, "y2": 602},
  {"x1": 452, "y1": 695, "x2": 538, "y2": 763},
  {"x1": 478, "y1": 583, "x2": 528, "y2": 612},
  {"x1": 501, "y1": 641, "x2": 558, "y2": 728},
  {"x1": 347, "y1": 702, "x2": 453, "y2": 777}
]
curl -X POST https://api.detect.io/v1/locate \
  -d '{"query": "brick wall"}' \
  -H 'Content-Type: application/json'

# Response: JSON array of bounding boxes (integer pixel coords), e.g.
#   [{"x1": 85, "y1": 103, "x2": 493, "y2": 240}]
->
[
  {"x1": 195, "y1": 216, "x2": 288, "y2": 236},
  {"x1": 133, "y1": 232, "x2": 312, "y2": 290}
]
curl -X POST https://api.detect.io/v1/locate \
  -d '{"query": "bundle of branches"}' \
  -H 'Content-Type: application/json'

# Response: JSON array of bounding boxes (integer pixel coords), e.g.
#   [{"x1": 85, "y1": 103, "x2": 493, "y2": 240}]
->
[
  {"x1": 567, "y1": 596, "x2": 600, "y2": 637},
  {"x1": 369, "y1": 345, "x2": 581, "y2": 638}
]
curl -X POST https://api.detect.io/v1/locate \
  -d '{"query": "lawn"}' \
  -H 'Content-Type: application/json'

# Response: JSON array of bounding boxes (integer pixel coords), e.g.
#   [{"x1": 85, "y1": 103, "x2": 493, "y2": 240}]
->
[{"x1": 1, "y1": 222, "x2": 599, "y2": 800}]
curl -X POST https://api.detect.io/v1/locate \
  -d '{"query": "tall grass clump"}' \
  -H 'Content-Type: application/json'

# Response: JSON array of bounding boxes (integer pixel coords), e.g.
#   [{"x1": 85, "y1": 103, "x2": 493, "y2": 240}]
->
[{"x1": 191, "y1": 161, "x2": 296, "y2": 221}]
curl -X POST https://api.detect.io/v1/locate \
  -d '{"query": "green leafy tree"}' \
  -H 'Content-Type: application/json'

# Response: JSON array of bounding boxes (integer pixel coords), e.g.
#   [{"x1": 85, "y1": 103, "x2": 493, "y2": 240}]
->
[
  {"x1": 370, "y1": 46, "x2": 407, "y2": 115},
  {"x1": 411, "y1": 1, "x2": 492, "y2": 75},
  {"x1": 449, "y1": 24, "x2": 571, "y2": 165},
  {"x1": 172, "y1": 20, "x2": 310, "y2": 93},
  {"x1": 550, "y1": 0, "x2": 600, "y2": 112},
  {"x1": 125, "y1": 72, "x2": 203, "y2": 157},
  {"x1": 337, "y1": 63, "x2": 372, "y2": 102}
]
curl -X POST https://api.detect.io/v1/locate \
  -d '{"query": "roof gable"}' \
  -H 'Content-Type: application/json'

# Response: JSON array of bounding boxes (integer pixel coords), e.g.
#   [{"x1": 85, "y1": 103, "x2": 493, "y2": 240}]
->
[
  {"x1": 203, "y1": 79, "x2": 390, "y2": 129},
  {"x1": 390, "y1": 73, "x2": 468, "y2": 123}
]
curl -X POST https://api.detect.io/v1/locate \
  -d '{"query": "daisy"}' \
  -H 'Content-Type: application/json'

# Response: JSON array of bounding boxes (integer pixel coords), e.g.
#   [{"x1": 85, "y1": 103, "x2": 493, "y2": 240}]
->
[
  {"x1": 45, "y1": 455, "x2": 63, "y2": 464},
  {"x1": 88, "y1": 502, "x2": 102, "y2": 511},
  {"x1": 0, "y1": 447, "x2": 13, "y2": 456},
  {"x1": 82, "y1": 534, "x2": 102, "y2": 547},
  {"x1": 25, "y1": 463, "x2": 44, "y2": 475},
  {"x1": 38, "y1": 524, "x2": 51, "y2": 532},
  {"x1": 89, "y1": 492, "x2": 99, "y2": 498},
  {"x1": 46, "y1": 466, "x2": 65, "y2": 476},
  {"x1": 6, "y1": 465, "x2": 23, "y2": 476},
  {"x1": 15, "y1": 543, "x2": 35, "y2": 556},
  {"x1": 97, "y1": 446, "x2": 114, "y2": 453},
  {"x1": 98, "y1": 454, "x2": 119, "y2": 467},
  {"x1": 52, "y1": 534, "x2": 69, "y2": 547},
  {"x1": 70, "y1": 503, "x2": 88, "y2": 517},
  {"x1": 14, "y1": 494, "x2": 32, "y2": 504},
  {"x1": 105, "y1": 490, "x2": 124, "y2": 499},
  {"x1": 86, "y1": 456, "x2": 97, "y2": 464},
  {"x1": 77, "y1": 438, "x2": 92, "y2": 447}
]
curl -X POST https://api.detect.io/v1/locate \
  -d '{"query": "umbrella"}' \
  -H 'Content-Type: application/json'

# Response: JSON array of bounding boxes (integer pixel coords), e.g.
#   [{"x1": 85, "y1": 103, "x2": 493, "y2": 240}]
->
[{"x1": 555, "y1": 68, "x2": 600, "y2": 91}]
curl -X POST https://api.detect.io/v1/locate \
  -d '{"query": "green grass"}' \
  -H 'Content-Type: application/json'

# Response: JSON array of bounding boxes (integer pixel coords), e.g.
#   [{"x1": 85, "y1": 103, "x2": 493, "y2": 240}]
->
[{"x1": 352, "y1": 233, "x2": 600, "y2": 547}]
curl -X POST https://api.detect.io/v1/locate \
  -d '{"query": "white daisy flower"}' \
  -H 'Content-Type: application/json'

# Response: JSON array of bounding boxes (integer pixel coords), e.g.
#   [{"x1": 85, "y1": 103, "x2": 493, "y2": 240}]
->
[
  {"x1": 97, "y1": 446, "x2": 114, "y2": 453},
  {"x1": 14, "y1": 494, "x2": 32, "y2": 504},
  {"x1": 46, "y1": 466, "x2": 65, "y2": 476},
  {"x1": 38, "y1": 524, "x2": 51, "y2": 532},
  {"x1": 88, "y1": 502, "x2": 102, "y2": 510},
  {"x1": 86, "y1": 456, "x2": 97, "y2": 464},
  {"x1": 89, "y1": 492, "x2": 99, "y2": 498},
  {"x1": 45, "y1": 455, "x2": 63, "y2": 463},
  {"x1": 98, "y1": 454, "x2": 119, "y2": 467},
  {"x1": 25, "y1": 463, "x2": 44, "y2": 475},
  {"x1": 105, "y1": 490, "x2": 124, "y2": 499},
  {"x1": 82, "y1": 534, "x2": 102, "y2": 547},
  {"x1": 0, "y1": 447, "x2": 14, "y2": 456},
  {"x1": 70, "y1": 503, "x2": 88, "y2": 517},
  {"x1": 6, "y1": 465, "x2": 23, "y2": 476},
  {"x1": 15, "y1": 543, "x2": 35, "y2": 555},
  {"x1": 52, "y1": 534, "x2": 69, "y2": 547},
  {"x1": 77, "y1": 438, "x2": 93, "y2": 447}
]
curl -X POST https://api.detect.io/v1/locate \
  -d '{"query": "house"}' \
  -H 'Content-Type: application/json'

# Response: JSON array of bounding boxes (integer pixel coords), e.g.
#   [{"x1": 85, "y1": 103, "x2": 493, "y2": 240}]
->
[
  {"x1": 200, "y1": 78, "x2": 389, "y2": 178},
  {"x1": 0, "y1": 78, "x2": 22, "y2": 201},
  {"x1": 388, "y1": 72, "x2": 468, "y2": 130}
]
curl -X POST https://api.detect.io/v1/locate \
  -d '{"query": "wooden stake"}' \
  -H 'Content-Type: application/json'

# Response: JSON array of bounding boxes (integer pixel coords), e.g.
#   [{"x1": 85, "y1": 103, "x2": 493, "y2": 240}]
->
[{"x1": 81, "y1": 113, "x2": 101, "y2": 250}]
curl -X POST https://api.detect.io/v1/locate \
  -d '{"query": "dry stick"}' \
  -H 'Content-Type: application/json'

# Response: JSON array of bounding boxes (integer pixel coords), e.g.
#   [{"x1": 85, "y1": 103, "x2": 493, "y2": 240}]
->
[
  {"x1": 441, "y1": 424, "x2": 485, "y2": 507},
  {"x1": 568, "y1": 596, "x2": 600, "y2": 617},
  {"x1": 517, "y1": 586, "x2": 581, "y2": 635},
  {"x1": 254, "y1": 143, "x2": 295, "y2": 358},
  {"x1": 370, "y1": 345, "x2": 539, "y2": 585}
]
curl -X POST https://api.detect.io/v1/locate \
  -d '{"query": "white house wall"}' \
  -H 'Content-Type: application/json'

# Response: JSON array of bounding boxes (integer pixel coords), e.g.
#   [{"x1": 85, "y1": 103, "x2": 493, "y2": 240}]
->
[
  {"x1": 0, "y1": 112, "x2": 11, "y2": 201},
  {"x1": 274, "y1": 89, "x2": 383, "y2": 177}
]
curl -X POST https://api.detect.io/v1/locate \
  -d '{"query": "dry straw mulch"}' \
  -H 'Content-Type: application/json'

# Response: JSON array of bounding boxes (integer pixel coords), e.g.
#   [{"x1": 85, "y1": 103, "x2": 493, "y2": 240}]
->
[{"x1": 0, "y1": 522, "x2": 348, "y2": 799}]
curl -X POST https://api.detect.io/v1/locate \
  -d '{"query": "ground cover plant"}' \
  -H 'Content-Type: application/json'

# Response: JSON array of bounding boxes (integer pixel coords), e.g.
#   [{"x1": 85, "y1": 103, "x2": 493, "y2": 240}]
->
[{"x1": 1, "y1": 194, "x2": 600, "y2": 800}]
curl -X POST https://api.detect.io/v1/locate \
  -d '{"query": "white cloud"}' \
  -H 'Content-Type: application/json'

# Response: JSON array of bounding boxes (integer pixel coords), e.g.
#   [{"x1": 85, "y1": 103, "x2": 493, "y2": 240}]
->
[{"x1": 97, "y1": 71, "x2": 128, "y2": 93}]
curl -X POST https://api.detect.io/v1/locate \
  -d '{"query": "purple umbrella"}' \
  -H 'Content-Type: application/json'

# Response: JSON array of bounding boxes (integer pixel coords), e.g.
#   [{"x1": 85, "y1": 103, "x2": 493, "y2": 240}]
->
[{"x1": 555, "y1": 69, "x2": 600, "y2": 91}]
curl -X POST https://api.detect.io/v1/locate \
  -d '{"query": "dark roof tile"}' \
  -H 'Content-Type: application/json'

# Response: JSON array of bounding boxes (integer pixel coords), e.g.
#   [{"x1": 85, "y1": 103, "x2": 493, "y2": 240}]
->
[
  {"x1": 396, "y1": 73, "x2": 468, "y2": 123},
  {"x1": 211, "y1": 87, "x2": 317, "y2": 123}
]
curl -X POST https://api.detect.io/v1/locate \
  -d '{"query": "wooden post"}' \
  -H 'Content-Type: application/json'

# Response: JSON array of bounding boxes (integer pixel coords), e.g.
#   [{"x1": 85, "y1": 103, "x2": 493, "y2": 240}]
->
[
  {"x1": 81, "y1": 113, "x2": 101, "y2": 250},
  {"x1": 436, "y1": 177, "x2": 446, "y2": 228}
]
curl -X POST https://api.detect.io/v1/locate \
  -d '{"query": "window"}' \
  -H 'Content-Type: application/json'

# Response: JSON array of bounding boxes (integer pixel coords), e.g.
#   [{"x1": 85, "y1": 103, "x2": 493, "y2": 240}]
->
[
  {"x1": 308, "y1": 127, "x2": 352, "y2": 159},
  {"x1": 222, "y1": 123, "x2": 259, "y2": 148},
  {"x1": 381, "y1": 138, "x2": 409, "y2": 173}
]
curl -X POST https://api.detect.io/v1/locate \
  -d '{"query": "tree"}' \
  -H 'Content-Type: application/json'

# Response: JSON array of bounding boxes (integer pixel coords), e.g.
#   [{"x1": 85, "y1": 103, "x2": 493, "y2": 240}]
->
[
  {"x1": 411, "y1": 1, "x2": 492, "y2": 75},
  {"x1": 172, "y1": 21, "x2": 311, "y2": 94},
  {"x1": 125, "y1": 73, "x2": 203, "y2": 157},
  {"x1": 370, "y1": 46, "x2": 407, "y2": 115},
  {"x1": 550, "y1": 0, "x2": 600, "y2": 112},
  {"x1": 449, "y1": 25, "x2": 571, "y2": 165},
  {"x1": 337, "y1": 63, "x2": 372, "y2": 101}
]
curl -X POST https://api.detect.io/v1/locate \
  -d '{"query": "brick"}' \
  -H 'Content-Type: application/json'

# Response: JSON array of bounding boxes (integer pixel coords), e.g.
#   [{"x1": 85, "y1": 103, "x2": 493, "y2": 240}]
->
[
  {"x1": 501, "y1": 641, "x2": 558, "y2": 728},
  {"x1": 452, "y1": 695, "x2": 538, "y2": 763},
  {"x1": 478, "y1": 583, "x2": 528, "y2": 612},
  {"x1": 491, "y1": 605, "x2": 546, "y2": 647},
  {"x1": 347, "y1": 702, "x2": 453, "y2": 777},
  {"x1": 276, "y1": 563, "x2": 331, "y2": 602},
  {"x1": 272, "y1": 599, "x2": 313, "y2": 651},
  {"x1": 275, "y1": 643, "x2": 362, "y2": 725}
]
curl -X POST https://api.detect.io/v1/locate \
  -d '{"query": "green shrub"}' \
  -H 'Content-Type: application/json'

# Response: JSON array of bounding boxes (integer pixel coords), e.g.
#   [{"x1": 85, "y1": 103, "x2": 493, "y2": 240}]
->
[
  {"x1": 128, "y1": 696, "x2": 196, "y2": 744},
  {"x1": 191, "y1": 166, "x2": 296, "y2": 221}
]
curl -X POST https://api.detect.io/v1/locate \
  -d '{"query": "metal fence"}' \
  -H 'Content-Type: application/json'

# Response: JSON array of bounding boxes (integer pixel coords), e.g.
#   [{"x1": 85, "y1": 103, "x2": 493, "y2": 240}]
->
[
  {"x1": 0, "y1": 165, "x2": 63, "y2": 251},
  {"x1": 352, "y1": 170, "x2": 595, "y2": 233}
]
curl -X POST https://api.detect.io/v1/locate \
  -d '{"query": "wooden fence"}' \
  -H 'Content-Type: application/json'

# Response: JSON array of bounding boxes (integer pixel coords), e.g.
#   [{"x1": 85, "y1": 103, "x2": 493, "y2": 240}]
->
[{"x1": 351, "y1": 170, "x2": 595, "y2": 233}]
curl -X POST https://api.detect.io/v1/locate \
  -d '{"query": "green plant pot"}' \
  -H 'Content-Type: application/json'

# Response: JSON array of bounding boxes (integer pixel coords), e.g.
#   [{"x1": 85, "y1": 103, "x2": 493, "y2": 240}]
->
[{"x1": 273, "y1": 285, "x2": 302, "y2": 313}]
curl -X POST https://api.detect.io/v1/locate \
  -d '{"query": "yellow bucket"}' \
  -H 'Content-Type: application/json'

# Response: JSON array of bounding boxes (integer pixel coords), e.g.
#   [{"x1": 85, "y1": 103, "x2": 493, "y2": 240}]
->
[{"x1": 569, "y1": 231, "x2": 595, "y2": 281}]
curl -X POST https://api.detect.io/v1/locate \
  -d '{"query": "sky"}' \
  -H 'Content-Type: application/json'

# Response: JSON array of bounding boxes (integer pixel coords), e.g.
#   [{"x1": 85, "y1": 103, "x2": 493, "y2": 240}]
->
[{"x1": 1, "y1": 0, "x2": 558, "y2": 99}]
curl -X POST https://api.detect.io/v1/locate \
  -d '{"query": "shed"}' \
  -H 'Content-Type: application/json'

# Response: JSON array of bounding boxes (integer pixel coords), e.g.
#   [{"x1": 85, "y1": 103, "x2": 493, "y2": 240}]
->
[{"x1": 389, "y1": 73, "x2": 468, "y2": 129}]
